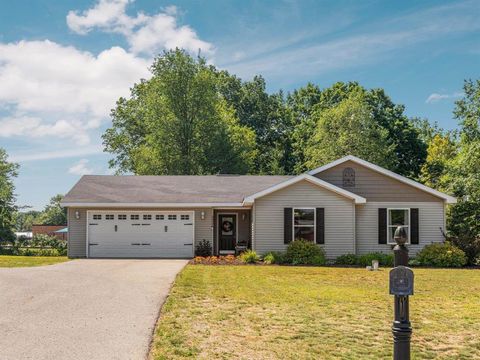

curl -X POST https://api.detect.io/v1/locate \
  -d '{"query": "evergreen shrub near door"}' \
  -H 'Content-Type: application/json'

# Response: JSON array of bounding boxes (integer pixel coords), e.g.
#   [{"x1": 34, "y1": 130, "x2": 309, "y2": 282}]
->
[{"x1": 195, "y1": 239, "x2": 212, "y2": 257}]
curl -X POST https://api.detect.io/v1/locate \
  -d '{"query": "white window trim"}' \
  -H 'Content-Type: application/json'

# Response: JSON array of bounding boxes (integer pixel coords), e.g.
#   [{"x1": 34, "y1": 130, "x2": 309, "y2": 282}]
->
[
  {"x1": 292, "y1": 207, "x2": 316, "y2": 242},
  {"x1": 387, "y1": 208, "x2": 411, "y2": 245}
]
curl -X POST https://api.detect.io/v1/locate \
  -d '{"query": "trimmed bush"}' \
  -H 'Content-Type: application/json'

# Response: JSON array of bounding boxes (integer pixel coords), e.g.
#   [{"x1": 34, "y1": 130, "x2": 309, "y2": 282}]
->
[
  {"x1": 335, "y1": 253, "x2": 358, "y2": 265},
  {"x1": 195, "y1": 239, "x2": 212, "y2": 257},
  {"x1": 357, "y1": 252, "x2": 393, "y2": 267},
  {"x1": 240, "y1": 250, "x2": 259, "y2": 264},
  {"x1": 284, "y1": 240, "x2": 326, "y2": 265},
  {"x1": 416, "y1": 242, "x2": 467, "y2": 267}
]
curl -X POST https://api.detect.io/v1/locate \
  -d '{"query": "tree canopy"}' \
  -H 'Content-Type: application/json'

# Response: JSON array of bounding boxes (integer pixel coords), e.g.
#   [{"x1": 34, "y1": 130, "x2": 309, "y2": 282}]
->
[
  {"x1": 0, "y1": 148, "x2": 18, "y2": 242},
  {"x1": 35, "y1": 194, "x2": 67, "y2": 225},
  {"x1": 302, "y1": 91, "x2": 395, "y2": 169},
  {"x1": 103, "y1": 49, "x2": 256, "y2": 175},
  {"x1": 289, "y1": 81, "x2": 427, "y2": 176}
]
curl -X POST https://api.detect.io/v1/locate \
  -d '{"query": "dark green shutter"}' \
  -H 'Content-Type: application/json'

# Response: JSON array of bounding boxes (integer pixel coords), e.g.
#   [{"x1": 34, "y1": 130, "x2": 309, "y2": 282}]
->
[
  {"x1": 410, "y1": 208, "x2": 419, "y2": 244},
  {"x1": 316, "y1": 208, "x2": 325, "y2": 244},
  {"x1": 378, "y1": 208, "x2": 387, "y2": 244},
  {"x1": 284, "y1": 208, "x2": 292, "y2": 244}
]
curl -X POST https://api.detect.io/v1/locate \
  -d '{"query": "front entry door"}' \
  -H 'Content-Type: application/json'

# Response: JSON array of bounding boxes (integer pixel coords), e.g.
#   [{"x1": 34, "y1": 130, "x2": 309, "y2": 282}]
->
[{"x1": 218, "y1": 214, "x2": 236, "y2": 252}]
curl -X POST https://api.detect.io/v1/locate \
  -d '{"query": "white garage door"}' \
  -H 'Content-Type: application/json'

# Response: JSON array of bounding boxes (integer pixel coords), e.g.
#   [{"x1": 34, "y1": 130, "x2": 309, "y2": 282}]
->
[{"x1": 87, "y1": 211, "x2": 194, "y2": 258}]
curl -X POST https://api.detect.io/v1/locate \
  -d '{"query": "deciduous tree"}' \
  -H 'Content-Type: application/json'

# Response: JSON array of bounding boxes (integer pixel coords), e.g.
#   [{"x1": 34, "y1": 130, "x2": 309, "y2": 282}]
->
[
  {"x1": 0, "y1": 148, "x2": 18, "y2": 242},
  {"x1": 303, "y1": 91, "x2": 395, "y2": 169},
  {"x1": 103, "y1": 49, "x2": 256, "y2": 175}
]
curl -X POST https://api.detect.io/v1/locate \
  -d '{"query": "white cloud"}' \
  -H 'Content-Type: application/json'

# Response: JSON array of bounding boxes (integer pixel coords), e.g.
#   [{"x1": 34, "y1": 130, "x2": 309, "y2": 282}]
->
[
  {"x1": 68, "y1": 158, "x2": 94, "y2": 175},
  {"x1": 67, "y1": 0, "x2": 213, "y2": 56},
  {"x1": 0, "y1": 40, "x2": 150, "y2": 145},
  {"x1": 0, "y1": 40, "x2": 150, "y2": 117},
  {"x1": 425, "y1": 92, "x2": 463, "y2": 104},
  {"x1": 0, "y1": 115, "x2": 90, "y2": 145},
  {"x1": 8, "y1": 145, "x2": 103, "y2": 162},
  {"x1": 66, "y1": 0, "x2": 143, "y2": 35}
]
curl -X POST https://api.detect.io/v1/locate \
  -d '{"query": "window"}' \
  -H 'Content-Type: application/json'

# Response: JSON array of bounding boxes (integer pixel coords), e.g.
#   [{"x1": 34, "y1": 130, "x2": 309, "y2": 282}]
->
[
  {"x1": 93, "y1": 214, "x2": 102, "y2": 220},
  {"x1": 130, "y1": 214, "x2": 139, "y2": 220},
  {"x1": 388, "y1": 209, "x2": 410, "y2": 244},
  {"x1": 180, "y1": 214, "x2": 189, "y2": 220},
  {"x1": 105, "y1": 214, "x2": 114, "y2": 220},
  {"x1": 118, "y1": 214, "x2": 127, "y2": 220},
  {"x1": 343, "y1": 167, "x2": 355, "y2": 187},
  {"x1": 293, "y1": 208, "x2": 315, "y2": 242},
  {"x1": 156, "y1": 214, "x2": 164, "y2": 220},
  {"x1": 143, "y1": 214, "x2": 152, "y2": 220},
  {"x1": 168, "y1": 214, "x2": 177, "y2": 220}
]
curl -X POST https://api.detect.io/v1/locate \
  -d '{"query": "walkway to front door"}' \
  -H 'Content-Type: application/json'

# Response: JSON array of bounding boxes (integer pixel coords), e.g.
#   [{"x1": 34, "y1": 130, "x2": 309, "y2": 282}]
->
[{"x1": 218, "y1": 214, "x2": 237, "y2": 254}]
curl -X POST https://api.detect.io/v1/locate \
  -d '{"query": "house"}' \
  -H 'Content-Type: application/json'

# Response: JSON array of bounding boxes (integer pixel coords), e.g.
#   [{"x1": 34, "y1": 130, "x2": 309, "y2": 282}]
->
[
  {"x1": 32, "y1": 225, "x2": 68, "y2": 241},
  {"x1": 61, "y1": 155, "x2": 456, "y2": 259}
]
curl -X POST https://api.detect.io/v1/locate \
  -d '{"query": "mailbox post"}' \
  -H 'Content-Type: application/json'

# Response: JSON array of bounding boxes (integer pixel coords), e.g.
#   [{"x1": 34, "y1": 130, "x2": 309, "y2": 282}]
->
[{"x1": 390, "y1": 226, "x2": 413, "y2": 360}]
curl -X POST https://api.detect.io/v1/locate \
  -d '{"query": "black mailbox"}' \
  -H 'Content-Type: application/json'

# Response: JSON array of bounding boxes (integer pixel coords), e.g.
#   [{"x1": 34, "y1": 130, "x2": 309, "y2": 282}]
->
[{"x1": 389, "y1": 266, "x2": 414, "y2": 296}]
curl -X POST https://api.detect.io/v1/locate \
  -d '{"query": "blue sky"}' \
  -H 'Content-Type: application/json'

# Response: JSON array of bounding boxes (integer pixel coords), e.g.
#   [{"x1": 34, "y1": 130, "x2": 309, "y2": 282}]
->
[{"x1": 0, "y1": 0, "x2": 478, "y2": 210}]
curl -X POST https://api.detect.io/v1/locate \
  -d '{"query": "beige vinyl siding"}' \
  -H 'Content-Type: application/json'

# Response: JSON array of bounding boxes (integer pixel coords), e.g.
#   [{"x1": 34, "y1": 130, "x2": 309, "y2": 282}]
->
[
  {"x1": 68, "y1": 208, "x2": 87, "y2": 257},
  {"x1": 253, "y1": 180, "x2": 355, "y2": 258},
  {"x1": 355, "y1": 202, "x2": 445, "y2": 256},
  {"x1": 315, "y1": 160, "x2": 441, "y2": 202},
  {"x1": 67, "y1": 207, "x2": 213, "y2": 258}
]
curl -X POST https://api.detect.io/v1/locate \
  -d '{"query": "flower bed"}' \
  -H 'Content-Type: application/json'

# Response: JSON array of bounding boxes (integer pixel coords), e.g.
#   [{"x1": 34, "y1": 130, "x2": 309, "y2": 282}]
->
[{"x1": 191, "y1": 255, "x2": 245, "y2": 265}]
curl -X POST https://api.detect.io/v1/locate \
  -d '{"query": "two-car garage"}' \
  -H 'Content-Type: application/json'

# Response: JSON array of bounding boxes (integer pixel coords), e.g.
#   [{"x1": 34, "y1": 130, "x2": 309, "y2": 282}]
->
[{"x1": 87, "y1": 211, "x2": 194, "y2": 258}]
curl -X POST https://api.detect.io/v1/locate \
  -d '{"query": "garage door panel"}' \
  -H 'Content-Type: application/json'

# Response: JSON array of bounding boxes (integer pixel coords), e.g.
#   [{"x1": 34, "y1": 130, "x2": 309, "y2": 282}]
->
[{"x1": 88, "y1": 211, "x2": 194, "y2": 258}]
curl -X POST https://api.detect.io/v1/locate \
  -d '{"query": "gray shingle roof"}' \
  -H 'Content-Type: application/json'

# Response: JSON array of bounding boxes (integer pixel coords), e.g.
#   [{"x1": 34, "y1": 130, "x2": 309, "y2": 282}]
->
[{"x1": 62, "y1": 175, "x2": 293, "y2": 204}]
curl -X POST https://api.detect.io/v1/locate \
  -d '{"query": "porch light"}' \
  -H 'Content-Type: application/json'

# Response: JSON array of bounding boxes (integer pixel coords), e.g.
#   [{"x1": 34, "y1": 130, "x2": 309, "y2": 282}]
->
[
  {"x1": 242, "y1": 213, "x2": 246, "y2": 221},
  {"x1": 75, "y1": 210, "x2": 80, "y2": 220},
  {"x1": 201, "y1": 211, "x2": 205, "y2": 220}
]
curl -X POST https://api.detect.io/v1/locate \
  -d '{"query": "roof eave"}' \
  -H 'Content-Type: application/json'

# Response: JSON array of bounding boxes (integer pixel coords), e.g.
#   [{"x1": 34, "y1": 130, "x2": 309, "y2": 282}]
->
[{"x1": 60, "y1": 202, "x2": 247, "y2": 208}]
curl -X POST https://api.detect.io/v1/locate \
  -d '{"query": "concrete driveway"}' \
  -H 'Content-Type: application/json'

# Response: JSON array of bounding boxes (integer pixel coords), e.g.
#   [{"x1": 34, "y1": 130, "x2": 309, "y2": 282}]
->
[{"x1": 0, "y1": 259, "x2": 188, "y2": 360}]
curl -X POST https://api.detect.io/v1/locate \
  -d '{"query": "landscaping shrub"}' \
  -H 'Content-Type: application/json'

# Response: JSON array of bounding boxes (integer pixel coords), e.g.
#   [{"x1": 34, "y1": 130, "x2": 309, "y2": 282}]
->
[
  {"x1": 284, "y1": 240, "x2": 326, "y2": 265},
  {"x1": 447, "y1": 233, "x2": 480, "y2": 265},
  {"x1": 357, "y1": 252, "x2": 393, "y2": 267},
  {"x1": 262, "y1": 252, "x2": 275, "y2": 264},
  {"x1": 30, "y1": 234, "x2": 67, "y2": 255},
  {"x1": 408, "y1": 259, "x2": 421, "y2": 267},
  {"x1": 19, "y1": 248, "x2": 61, "y2": 257},
  {"x1": 195, "y1": 239, "x2": 212, "y2": 257},
  {"x1": 0, "y1": 235, "x2": 67, "y2": 256},
  {"x1": 0, "y1": 245, "x2": 19, "y2": 255},
  {"x1": 335, "y1": 253, "x2": 358, "y2": 265},
  {"x1": 416, "y1": 242, "x2": 467, "y2": 267},
  {"x1": 240, "y1": 250, "x2": 259, "y2": 264}
]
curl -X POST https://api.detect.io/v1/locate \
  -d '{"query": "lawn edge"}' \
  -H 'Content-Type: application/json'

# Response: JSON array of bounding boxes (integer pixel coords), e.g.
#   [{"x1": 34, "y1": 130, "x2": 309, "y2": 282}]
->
[{"x1": 146, "y1": 262, "x2": 187, "y2": 360}]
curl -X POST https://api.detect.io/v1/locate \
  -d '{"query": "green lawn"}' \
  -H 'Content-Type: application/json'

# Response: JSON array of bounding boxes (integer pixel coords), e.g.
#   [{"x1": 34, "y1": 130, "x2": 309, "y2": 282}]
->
[
  {"x1": 151, "y1": 265, "x2": 480, "y2": 360},
  {"x1": 0, "y1": 255, "x2": 69, "y2": 267}
]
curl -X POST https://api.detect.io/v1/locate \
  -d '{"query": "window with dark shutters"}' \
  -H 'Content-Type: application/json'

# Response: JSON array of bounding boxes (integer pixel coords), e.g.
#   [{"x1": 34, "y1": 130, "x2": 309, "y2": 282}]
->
[
  {"x1": 410, "y1": 208, "x2": 419, "y2": 244},
  {"x1": 378, "y1": 208, "x2": 387, "y2": 244},
  {"x1": 316, "y1": 208, "x2": 325, "y2": 244},
  {"x1": 284, "y1": 208, "x2": 293, "y2": 244}
]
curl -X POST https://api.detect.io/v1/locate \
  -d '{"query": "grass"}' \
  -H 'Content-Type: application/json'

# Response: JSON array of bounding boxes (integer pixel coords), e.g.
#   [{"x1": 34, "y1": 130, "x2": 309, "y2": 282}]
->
[
  {"x1": 0, "y1": 255, "x2": 69, "y2": 267},
  {"x1": 151, "y1": 265, "x2": 480, "y2": 360}
]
